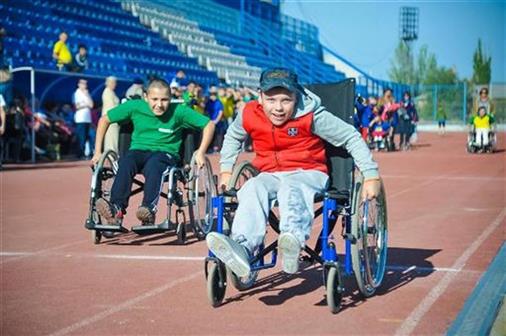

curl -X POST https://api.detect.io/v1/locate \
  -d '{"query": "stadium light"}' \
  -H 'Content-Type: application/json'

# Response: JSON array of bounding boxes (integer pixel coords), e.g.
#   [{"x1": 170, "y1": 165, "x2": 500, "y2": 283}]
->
[{"x1": 399, "y1": 7, "x2": 419, "y2": 42}]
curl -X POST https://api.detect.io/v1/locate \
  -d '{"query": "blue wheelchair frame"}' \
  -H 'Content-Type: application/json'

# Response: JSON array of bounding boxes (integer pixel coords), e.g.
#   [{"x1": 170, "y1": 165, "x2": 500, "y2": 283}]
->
[{"x1": 207, "y1": 190, "x2": 366, "y2": 276}]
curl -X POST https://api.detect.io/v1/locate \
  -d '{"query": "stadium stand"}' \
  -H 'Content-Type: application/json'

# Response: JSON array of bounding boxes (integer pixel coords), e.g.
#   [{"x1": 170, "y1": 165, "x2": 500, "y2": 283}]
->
[
  {"x1": 1, "y1": 0, "x2": 218, "y2": 85},
  {"x1": 1, "y1": 0, "x2": 346, "y2": 87}
]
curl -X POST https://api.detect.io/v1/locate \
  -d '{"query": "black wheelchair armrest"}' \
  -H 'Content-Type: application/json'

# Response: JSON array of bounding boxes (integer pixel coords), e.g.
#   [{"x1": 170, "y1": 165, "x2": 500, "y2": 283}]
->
[{"x1": 221, "y1": 188, "x2": 238, "y2": 197}]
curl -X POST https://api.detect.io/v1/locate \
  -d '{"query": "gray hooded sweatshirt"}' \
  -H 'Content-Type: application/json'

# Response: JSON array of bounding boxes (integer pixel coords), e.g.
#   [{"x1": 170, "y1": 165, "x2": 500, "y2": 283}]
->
[{"x1": 220, "y1": 88, "x2": 379, "y2": 180}]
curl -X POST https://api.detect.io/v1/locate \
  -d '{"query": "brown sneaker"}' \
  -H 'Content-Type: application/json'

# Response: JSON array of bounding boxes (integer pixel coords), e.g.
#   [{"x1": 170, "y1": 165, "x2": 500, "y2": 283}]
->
[
  {"x1": 96, "y1": 198, "x2": 123, "y2": 225},
  {"x1": 136, "y1": 206, "x2": 156, "y2": 225}
]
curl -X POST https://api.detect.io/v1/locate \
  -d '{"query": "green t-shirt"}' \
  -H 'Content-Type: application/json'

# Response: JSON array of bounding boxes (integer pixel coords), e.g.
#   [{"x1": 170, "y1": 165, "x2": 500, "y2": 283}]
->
[{"x1": 107, "y1": 99, "x2": 210, "y2": 159}]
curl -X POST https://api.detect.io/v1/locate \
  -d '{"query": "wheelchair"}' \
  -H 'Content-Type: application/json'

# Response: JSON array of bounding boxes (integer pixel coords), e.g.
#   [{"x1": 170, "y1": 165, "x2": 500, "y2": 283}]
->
[
  {"x1": 467, "y1": 127, "x2": 497, "y2": 153},
  {"x1": 84, "y1": 132, "x2": 217, "y2": 245},
  {"x1": 204, "y1": 79, "x2": 389, "y2": 313}
]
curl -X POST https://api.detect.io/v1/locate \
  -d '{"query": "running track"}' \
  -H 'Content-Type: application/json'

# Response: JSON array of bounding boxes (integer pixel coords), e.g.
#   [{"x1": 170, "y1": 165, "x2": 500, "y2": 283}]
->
[{"x1": 1, "y1": 132, "x2": 504, "y2": 335}]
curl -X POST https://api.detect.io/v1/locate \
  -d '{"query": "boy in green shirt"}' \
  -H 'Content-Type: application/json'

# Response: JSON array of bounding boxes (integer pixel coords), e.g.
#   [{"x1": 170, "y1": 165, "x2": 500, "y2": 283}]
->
[{"x1": 91, "y1": 79, "x2": 215, "y2": 226}]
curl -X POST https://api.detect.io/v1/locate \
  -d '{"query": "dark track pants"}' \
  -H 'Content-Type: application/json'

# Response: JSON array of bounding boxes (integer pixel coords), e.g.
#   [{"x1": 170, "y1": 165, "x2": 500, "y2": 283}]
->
[{"x1": 110, "y1": 150, "x2": 176, "y2": 212}]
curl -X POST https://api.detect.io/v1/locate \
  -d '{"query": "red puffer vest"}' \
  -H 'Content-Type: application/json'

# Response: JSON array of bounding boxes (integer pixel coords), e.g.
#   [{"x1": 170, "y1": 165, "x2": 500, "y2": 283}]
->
[{"x1": 242, "y1": 101, "x2": 327, "y2": 173}]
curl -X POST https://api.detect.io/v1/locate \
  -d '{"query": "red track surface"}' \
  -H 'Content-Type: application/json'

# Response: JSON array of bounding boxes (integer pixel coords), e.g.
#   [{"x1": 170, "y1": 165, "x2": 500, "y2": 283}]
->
[{"x1": 1, "y1": 132, "x2": 505, "y2": 335}]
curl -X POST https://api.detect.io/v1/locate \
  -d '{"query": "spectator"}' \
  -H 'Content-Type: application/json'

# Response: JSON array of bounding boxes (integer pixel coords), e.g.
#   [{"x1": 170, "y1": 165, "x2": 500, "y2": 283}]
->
[
  {"x1": 125, "y1": 77, "x2": 144, "y2": 101},
  {"x1": 73, "y1": 79, "x2": 94, "y2": 158},
  {"x1": 170, "y1": 81, "x2": 183, "y2": 99},
  {"x1": 218, "y1": 87, "x2": 235, "y2": 126},
  {"x1": 52, "y1": 32, "x2": 72, "y2": 71},
  {"x1": 102, "y1": 76, "x2": 119, "y2": 153},
  {"x1": 378, "y1": 88, "x2": 400, "y2": 151},
  {"x1": 170, "y1": 70, "x2": 187, "y2": 88},
  {"x1": 5, "y1": 99, "x2": 27, "y2": 162},
  {"x1": 397, "y1": 91, "x2": 418, "y2": 150},
  {"x1": 72, "y1": 44, "x2": 88, "y2": 73},
  {"x1": 205, "y1": 88, "x2": 225, "y2": 153},
  {"x1": 436, "y1": 101, "x2": 447, "y2": 135},
  {"x1": 60, "y1": 104, "x2": 75, "y2": 127},
  {"x1": 182, "y1": 81, "x2": 197, "y2": 106},
  {"x1": 0, "y1": 66, "x2": 12, "y2": 106},
  {"x1": 473, "y1": 87, "x2": 495, "y2": 117}
]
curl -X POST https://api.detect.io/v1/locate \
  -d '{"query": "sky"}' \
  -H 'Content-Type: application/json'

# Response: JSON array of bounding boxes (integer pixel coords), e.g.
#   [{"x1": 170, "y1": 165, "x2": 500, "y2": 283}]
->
[{"x1": 281, "y1": 1, "x2": 505, "y2": 83}]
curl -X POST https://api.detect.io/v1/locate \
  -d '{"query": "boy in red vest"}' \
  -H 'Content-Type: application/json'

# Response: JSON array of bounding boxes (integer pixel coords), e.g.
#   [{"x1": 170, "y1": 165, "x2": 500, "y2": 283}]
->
[{"x1": 206, "y1": 68, "x2": 381, "y2": 276}]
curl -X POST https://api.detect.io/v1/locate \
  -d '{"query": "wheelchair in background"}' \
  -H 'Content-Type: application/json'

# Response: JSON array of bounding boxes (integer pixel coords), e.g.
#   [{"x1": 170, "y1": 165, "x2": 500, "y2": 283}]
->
[
  {"x1": 84, "y1": 131, "x2": 217, "y2": 245},
  {"x1": 204, "y1": 79, "x2": 388, "y2": 313},
  {"x1": 467, "y1": 127, "x2": 497, "y2": 153}
]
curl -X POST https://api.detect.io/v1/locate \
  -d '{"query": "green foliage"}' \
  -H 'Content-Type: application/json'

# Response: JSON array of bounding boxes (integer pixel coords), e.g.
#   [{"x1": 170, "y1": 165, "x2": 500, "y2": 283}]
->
[
  {"x1": 389, "y1": 42, "x2": 458, "y2": 85},
  {"x1": 389, "y1": 41, "x2": 415, "y2": 84},
  {"x1": 472, "y1": 39, "x2": 492, "y2": 84}
]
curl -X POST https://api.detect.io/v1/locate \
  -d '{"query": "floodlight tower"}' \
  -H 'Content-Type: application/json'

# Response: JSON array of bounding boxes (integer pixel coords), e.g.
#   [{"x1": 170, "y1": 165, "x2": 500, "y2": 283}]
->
[{"x1": 400, "y1": 7, "x2": 419, "y2": 47}]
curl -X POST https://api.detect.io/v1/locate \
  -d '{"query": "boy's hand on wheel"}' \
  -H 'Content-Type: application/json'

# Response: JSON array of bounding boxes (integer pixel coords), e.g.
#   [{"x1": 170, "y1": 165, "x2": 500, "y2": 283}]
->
[
  {"x1": 91, "y1": 152, "x2": 101, "y2": 166},
  {"x1": 195, "y1": 151, "x2": 206, "y2": 168},
  {"x1": 362, "y1": 178, "x2": 381, "y2": 201},
  {"x1": 219, "y1": 172, "x2": 232, "y2": 191}
]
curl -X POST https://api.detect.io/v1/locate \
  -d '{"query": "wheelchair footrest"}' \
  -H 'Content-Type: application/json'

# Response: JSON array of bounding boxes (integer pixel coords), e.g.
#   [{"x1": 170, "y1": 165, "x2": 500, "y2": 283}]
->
[
  {"x1": 131, "y1": 221, "x2": 175, "y2": 235},
  {"x1": 93, "y1": 224, "x2": 129, "y2": 233}
]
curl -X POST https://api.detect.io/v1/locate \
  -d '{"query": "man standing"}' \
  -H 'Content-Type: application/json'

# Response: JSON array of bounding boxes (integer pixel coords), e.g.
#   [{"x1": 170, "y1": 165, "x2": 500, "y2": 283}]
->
[{"x1": 73, "y1": 79, "x2": 94, "y2": 158}]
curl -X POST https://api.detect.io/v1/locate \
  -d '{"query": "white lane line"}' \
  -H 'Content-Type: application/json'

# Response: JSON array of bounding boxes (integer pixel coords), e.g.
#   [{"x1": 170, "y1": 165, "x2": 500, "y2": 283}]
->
[
  {"x1": 95, "y1": 254, "x2": 203, "y2": 261},
  {"x1": 0, "y1": 251, "x2": 485, "y2": 275},
  {"x1": 386, "y1": 265, "x2": 482, "y2": 275},
  {"x1": 48, "y1": 270, "x2": 201, "y2": 336},
  {"x1": 395, "y1": 208, "x2": 506, "y2": 336},
  {"x1": 387, "y1": 175, "x2": 449, "y2": 199},
  {"x1": 0, "y1": 252, "x2": 33, "y2": 256},
  {"x1": 0, "y1": 239, "x2": 87, "y2": 265},
  {"x1": 382, "y1": 175, "x2": 506, "y2": 182}
]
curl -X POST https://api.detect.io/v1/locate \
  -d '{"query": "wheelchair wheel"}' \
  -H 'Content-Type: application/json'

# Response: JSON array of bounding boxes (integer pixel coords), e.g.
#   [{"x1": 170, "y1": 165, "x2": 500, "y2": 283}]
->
[
  {"x1": 351, "y1": 173, "x2": 388, "y2": 297},
  {"x1": 91, "y1": 211, "x2": 102, "y2": 244},
  {"x1": 189, "y1": 154, "x2": 217, "y2": 235},
  {"x1": 89, "y1": 150, "x2": 119, "y2": 241},
  {"x1": 227, "y1": 162, "x2": 260, "y2": 289},
  {"x1": 326, "y1": 265, "x2": 343, "y2": 314},
  {"x1": 207, "y1": 262, "x2": 227, "y2": 307}
]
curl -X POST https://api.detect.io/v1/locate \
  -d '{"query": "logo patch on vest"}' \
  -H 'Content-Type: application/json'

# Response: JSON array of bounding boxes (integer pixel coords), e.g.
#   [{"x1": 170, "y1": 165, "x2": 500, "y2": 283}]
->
[{"x1": 287, "y1": 127, "x2": 298, "y2": 137}]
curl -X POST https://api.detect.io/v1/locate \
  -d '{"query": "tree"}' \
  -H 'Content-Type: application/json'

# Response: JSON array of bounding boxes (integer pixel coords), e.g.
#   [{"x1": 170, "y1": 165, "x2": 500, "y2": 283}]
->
[
  {"x1": 389, "y1": 41, "x2": 415, "y2": 84},
  {"x1": 389, "y1": 43, "x2": 458, "y2": 85},
  {"x1": 472, "y1": 39, "x2": 491, "y2": 84}
]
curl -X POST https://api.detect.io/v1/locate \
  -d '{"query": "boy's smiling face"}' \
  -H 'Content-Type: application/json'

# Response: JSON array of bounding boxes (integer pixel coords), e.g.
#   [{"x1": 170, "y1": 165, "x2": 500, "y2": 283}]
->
[{"x1": 260, "y1": 87, "x2": 297, "y2": 126}]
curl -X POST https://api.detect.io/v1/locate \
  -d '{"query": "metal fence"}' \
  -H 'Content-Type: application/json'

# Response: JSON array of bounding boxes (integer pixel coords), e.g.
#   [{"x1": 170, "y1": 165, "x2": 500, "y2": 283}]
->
[{"x1": 411, "y1": 83, "x2": 505, "y2": 124}]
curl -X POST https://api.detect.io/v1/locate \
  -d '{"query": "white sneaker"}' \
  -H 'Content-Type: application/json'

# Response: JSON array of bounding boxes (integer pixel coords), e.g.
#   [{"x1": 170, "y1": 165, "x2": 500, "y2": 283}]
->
[
  {"x1": 206, "y1": 232, "x2": 251, "y2": 277},
  {"x1": 278, "y1": 232, "x2": 302, "y2": 274}
]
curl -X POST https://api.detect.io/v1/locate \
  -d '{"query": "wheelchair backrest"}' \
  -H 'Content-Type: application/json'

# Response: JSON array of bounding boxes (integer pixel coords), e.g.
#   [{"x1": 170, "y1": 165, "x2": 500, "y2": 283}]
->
[{"x1": 306, "y1": 78, "x2": 355, "y2": 195}]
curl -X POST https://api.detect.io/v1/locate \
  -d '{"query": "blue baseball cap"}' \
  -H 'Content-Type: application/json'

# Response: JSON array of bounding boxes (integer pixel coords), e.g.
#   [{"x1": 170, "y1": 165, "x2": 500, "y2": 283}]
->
[{"x1": 259, "y1": 68, "x2": 302, "y2": 93}]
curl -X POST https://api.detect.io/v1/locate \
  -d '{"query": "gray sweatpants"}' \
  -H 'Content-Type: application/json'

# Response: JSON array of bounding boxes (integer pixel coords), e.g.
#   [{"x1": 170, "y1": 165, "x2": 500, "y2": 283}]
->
[{"x1": 231, "y1": 169, "x2": 329, "y2": 252}]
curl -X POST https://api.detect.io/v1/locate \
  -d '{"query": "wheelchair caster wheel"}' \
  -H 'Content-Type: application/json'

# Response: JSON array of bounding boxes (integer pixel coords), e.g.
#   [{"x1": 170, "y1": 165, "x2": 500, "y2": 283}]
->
[
  {"x1": 176, "y1": 210, "x2": 186, "y2": 244},
  {"x1": 207, "y1": 262, "x2": 227, "y2": 307},
  {"x1": 91, "y1": 230, "x2": 102, "y2": 244},
  {"x1": 326, "y1": 266, "x2": 343, "y2": 314},
  {"x1": 176, "y1": 222, "x2": 186, "y2": 244}
]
